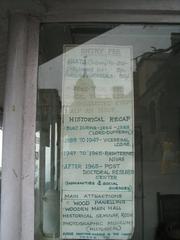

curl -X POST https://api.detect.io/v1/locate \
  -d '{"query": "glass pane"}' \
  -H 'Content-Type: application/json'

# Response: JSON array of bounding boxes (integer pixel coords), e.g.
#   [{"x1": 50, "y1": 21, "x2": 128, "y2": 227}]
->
[{"x1": 35, "y1": 23, "x2": 180, "y2": 240}]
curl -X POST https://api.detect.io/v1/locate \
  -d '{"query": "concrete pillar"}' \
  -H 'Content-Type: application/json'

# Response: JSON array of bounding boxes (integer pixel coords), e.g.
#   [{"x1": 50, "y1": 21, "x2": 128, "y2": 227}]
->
[{"x1": 1, "y1": 14, "x2": 39, "y2": 240}]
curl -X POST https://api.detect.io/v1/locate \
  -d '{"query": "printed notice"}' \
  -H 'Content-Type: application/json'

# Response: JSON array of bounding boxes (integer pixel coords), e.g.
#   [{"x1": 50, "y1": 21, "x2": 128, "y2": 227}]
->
[{"x1": 61, "y1": 45, "x2": 134, "y2": 239}]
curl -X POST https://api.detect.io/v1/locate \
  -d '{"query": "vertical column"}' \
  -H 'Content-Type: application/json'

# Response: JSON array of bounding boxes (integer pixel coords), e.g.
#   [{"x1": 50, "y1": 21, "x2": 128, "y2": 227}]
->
[
  {"x1": 21, "y1": 17, "x2": 39, "y2": 240},
  {"x1": 1, "y1": 14, "x2": 28, "y2": 240},
  {"x1": 1, "y1": 14, "x2": 39, "y2": 240}
]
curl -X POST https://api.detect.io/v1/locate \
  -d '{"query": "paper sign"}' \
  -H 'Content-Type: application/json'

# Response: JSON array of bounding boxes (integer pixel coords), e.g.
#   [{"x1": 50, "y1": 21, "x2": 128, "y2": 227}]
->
[{"x1": 61, "y1": 45, "x2": 134, "y2": 239}]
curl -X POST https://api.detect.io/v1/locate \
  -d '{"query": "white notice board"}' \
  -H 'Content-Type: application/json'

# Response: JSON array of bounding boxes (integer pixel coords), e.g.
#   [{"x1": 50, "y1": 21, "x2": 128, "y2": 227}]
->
[{"x1": 61, "y1": 44, "x2": 134, "y2": 240}]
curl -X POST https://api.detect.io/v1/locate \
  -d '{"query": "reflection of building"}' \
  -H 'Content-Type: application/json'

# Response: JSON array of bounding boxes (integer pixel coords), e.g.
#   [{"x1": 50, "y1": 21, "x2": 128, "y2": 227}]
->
[
  {"x1": 136, "y1": 33, "x2": 180, "y2": 240},
  {"x1": 74, "y1": 70, "x2": 96, "y2": 99},
  {"x1": 137, "y1": 35, "x2": 180, "y2": 150},
  {"x1": 137, "y1": 35, "x2": 180, "y2": 172},
  {"x1": 63, "y1": 54, "x2": 133, "y2": 117},
  {"x1": 66, "y1": 65, "x2": 132, "y2": 115}
]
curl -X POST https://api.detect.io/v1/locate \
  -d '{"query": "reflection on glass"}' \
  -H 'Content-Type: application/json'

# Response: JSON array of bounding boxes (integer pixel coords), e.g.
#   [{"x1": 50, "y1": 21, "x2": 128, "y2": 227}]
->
[
  {"x1": 35, "y1": 90, "x2": 60, "y2": 239},
  {"x1": 35, "y1": 24, "x2": 180, "y2": 240}
]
